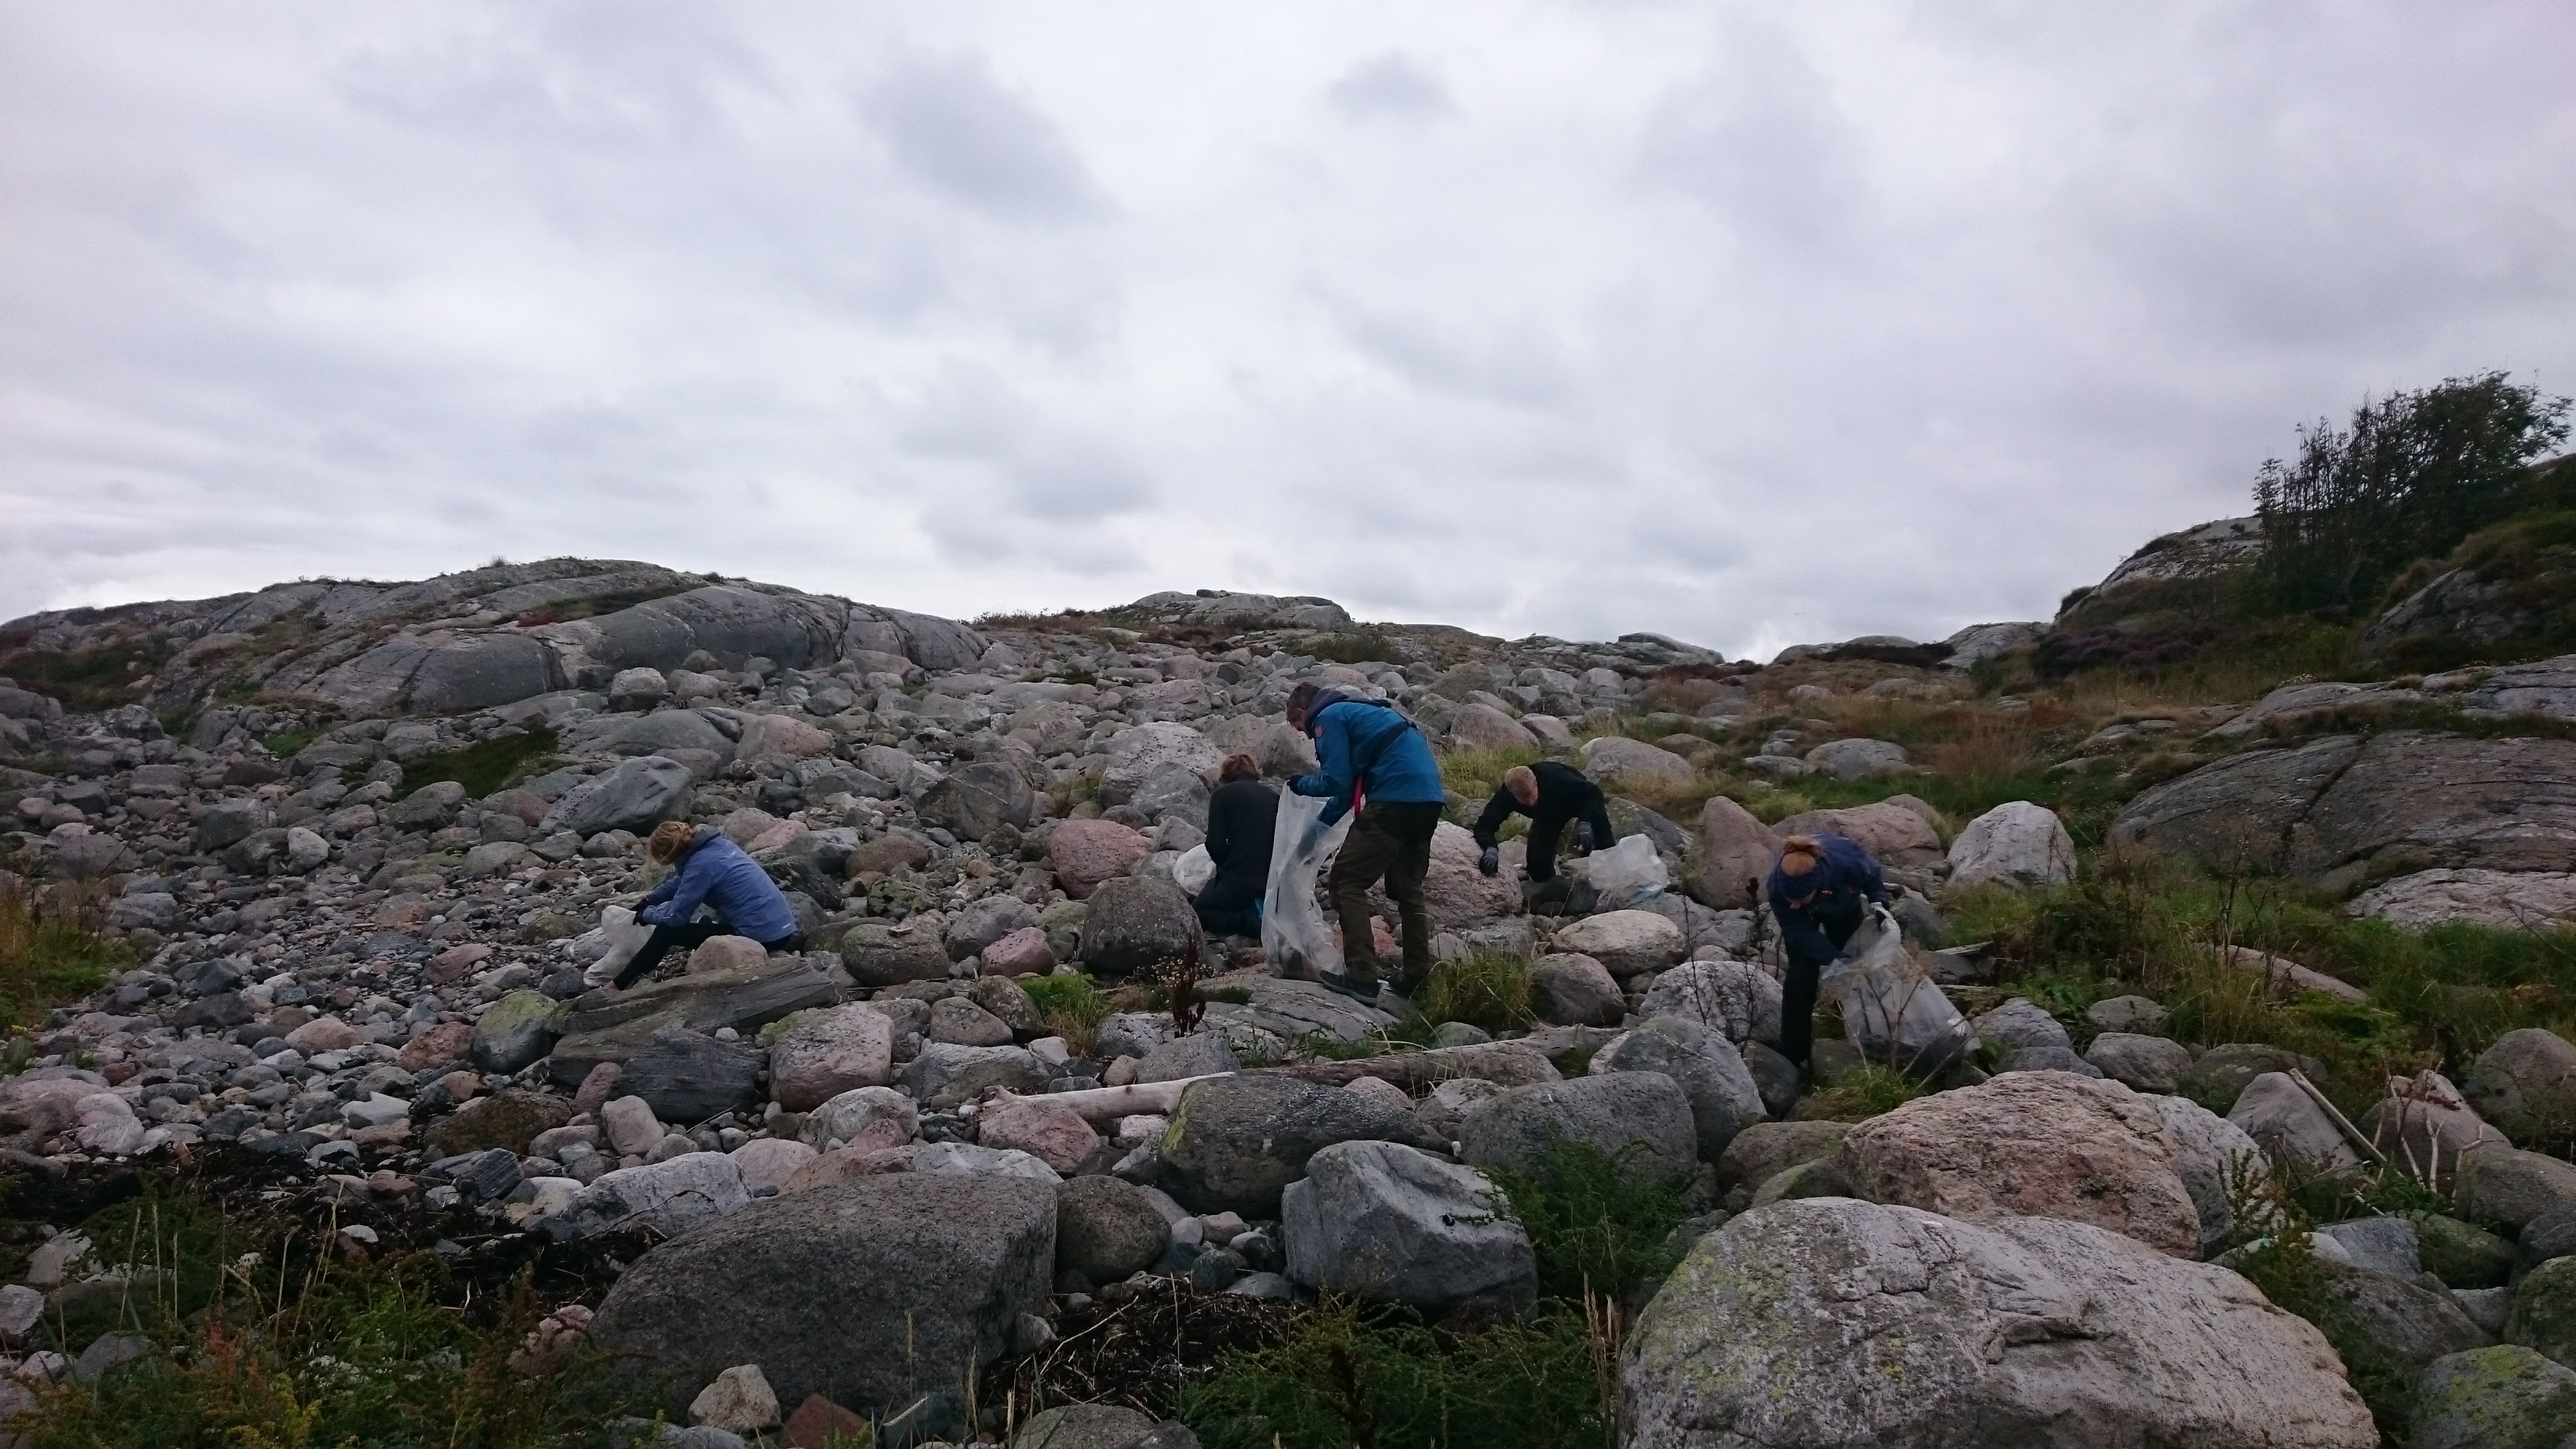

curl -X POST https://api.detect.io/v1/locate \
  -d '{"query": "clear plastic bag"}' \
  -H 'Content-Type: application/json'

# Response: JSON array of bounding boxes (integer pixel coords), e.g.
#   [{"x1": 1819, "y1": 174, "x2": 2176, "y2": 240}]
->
[
  {"x1": 1820, "y1": 904, "x2": 1975, "y2": 1077},
  {"x1": 583, "y1": 904, "x2": 655, "y2": 988},
  {"x1": 1261, "y1": 790, "x2": 1352, "y2": 980},
  {"x1": 1576, "y1": 834, "x2": 1667, "y2": 910},
  {"x1": 1173, "y1": 843, "x2": 1216, "y2": 895}
]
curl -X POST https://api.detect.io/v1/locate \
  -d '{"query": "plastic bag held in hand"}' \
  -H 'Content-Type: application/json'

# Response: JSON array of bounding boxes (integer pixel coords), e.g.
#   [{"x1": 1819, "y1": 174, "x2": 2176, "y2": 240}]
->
[
  {"x1": 583, "y1": 904, "x2": 655, "y2": 988},
  {"x1": 1819, "y1": 904, "x2": 1975, "y2": 1077},
  {"x1": 1262, "y1": 790, "x2": 1352, "y2": 981},
  {"x1": 1173, "y1": 843, "x2": 1216, "y2": 895}
]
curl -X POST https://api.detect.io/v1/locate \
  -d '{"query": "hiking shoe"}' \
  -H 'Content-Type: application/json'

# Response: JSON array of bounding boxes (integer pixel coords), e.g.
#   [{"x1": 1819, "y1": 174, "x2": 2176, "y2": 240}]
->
[{"x1": 1320, "y1": 971, "x2": 1385, "y2": 1004}]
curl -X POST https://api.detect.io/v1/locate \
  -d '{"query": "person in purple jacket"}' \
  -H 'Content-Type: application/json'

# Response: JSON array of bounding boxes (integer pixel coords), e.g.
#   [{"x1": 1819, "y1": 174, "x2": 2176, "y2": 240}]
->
[
  {"x1": 1764, "y1": 833, "x2": 1886, "y2": 1075},
  {"x1": 611, "y1": 820, "x2": 803, "y2": 988}
]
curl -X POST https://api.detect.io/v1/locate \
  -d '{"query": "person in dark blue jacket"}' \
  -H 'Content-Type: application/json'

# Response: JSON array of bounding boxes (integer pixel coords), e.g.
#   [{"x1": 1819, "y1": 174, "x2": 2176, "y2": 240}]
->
[
  {"x1": 1764, "y1": 833, "x2": 1886, "y2": 1073},
  {"x1": 1285, "y1": 682, "x2": 1446, "y2": 1001},
  {"x1": 611, "y1": 821, "x2": 803, "y2": 988}
]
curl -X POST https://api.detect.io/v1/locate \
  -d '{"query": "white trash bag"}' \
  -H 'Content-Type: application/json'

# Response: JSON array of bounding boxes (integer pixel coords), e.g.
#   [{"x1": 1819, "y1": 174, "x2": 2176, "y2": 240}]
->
[
  {"x1": 1173, "y1": 843, "x2": 1216, "y2": 895},
  {"x1": 582, "y1": 904, "x2": 655, "y2": 989},
  {"x1": 1820, "y1": 904, "x2": 1976, "y2": 1077},
  {"x1": 1576, "y1": 834, "x2": 1668, "y2": 910},
  {"x1": 1261, "y1": 790, "x2": 1352, "y2": 981}
]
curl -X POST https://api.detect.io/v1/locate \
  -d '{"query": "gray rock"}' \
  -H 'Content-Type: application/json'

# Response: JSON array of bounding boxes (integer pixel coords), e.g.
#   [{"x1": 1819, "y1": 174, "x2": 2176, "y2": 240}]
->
[
  {"x1": 1995, "y1": 1043, "x2": 2102, "y2": 1077},
  {"x1": 2086, "y1": 994, "x2": 2169, "y2": 1034},
  {"x1": 2310, "y1": 1254, "x2": 2492, "y2": 1382},
  {"x1": 1159, "y1": 1074, "x2": 1447, "y2": 1217},
  {"x1": 547, "y1": 959, "x2": 840, "y2": 1086},
  {"x1": 1055, "y1": 1175, "x2": 1169, "y2": 1285},
  {"x1": 2410, "y1": 1344, "x2": 2576, "y2": 1449},
  {"x1": 1283, "y1": 1141, "x2": 1536, "y2": 1311},
  {"x1": 472, "y1": 990, "x2": 570, "y2": 1074},
  {"x1": 621, "y1": 1027, "x2": 763, "y2": 1123},
  {"x1": 1528, "y1": 954, "x2": 1625, "y2": 1028},
  {"x1": 553, "y1": 1151, "x2": 751, "y2": 1239},
  {"x1": 1010, "y1": 1405, "x2": 1161, "y2": 1449},
  {"x1": 1458, "y1": 1072, "x2": 1697, "y2": 1186},
  {"x1": 2229, "y1": 1072, "x2": 2368, "y2": 1177},
  {"x1": 1638, "y1": 960, "x2": 1782, "y2": 1045},
  {"x1": 2457, "y1": 1144, "x2": 2576, "y2": 1236},
  {"x1": 2187, "y1": 1043, "x2": 2324, "y2": 1112},
  {"x1": 901, "y1": 1043, "x2": 1047, "y2": 1107},
  {"x1": 917, "y1": 761, "x2": 1034, "y2": 842},
  {"x1": 1591, "y1": 1017, "x2": 1768, "y2": 1163},
  {"x1": 540, "y1": 755, "x2": 694, "y2": 839},
  {"x1": 2110, "y1": 731, "x2": 2576, "y2": 888},
  {"x1": 837, "y1": 921, "x2": 951, "y2": 988},
  {"x1": 945, "y1": 895, "x2": 1042, "y2": 961},
  {"x1": 2509, "y1": 1256, "x2": 2576, "y2": 1369},
  {"x1": 1970, "y1": 998, "x2": 2072, "y2": 1056},
  {"x1": 589, "y1": 1175, "x2": 1053, "y2": 1417},
  {"x1": 2085, "y1": 1032, "x2": 2194, "y2": 1093},
  {"x1": 195, "y1": 797, "x2": 271, "y2": 851},
  {"x1": 2465, "y1": 1028, "x2": 2576, "y2": 1150},
  {"x1": 1716, "y1": 1120, "x2": 1850, "y2": 1191},
  {"x1": 1623, "y1": 1198, "x2": 2379, "y2": 1449},
  {"x1": 1945, "y1": 800, "x2": 2076, "y2": 889},
  {"x1": 1079, "y1": 877, "x2": 1203, "y2": 979},
  {"x1": 2312, "y1": 1216, "x2": 2421, "y2": 1279},
  {"x1": 1803, "y1": 737, "x2": 1911, "y2": 780},
  {"x1": 1135, "y1": 1031, "x2": 1238, "y2": 1084}
]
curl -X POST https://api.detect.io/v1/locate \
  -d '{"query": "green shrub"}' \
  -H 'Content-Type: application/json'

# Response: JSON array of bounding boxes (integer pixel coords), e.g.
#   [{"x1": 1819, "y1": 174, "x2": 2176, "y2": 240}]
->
[
  {"x1": 1419, "y1": 953, "x2": 1534, "y2": 1035},
  {"x1": 1178, "y1": 1299, "x2": 1615, "y2": 1449},
  {"x1": 0, "y1": 880, "x2": 127, "y2": 1032},
  {"x1": 1799, "y1": 1064, "x2": 1925, "y2": 1123},
  {"x1": 398, "y1": 727, "x2": 560, "y2": 801},
  {"x1": 1023, "y1": 973, "x2": 1113, "y2": 1057},
  {"x1": 1489, "y1": 1140, "x2": 1695, "y2": 1301}
]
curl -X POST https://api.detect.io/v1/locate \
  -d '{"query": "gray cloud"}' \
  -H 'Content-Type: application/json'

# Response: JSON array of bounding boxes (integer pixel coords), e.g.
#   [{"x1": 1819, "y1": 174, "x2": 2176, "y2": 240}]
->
[
  {"x1": 5, "y1": 2, "x2": 2573, "y2": 659},
  {"x1": 1328, "y1": 54, "x2": 1455, "y2": 122}
]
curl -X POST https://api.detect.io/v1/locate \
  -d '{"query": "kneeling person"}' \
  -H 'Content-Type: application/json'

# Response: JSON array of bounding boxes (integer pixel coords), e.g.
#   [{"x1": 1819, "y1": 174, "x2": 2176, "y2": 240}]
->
[
  {"x1": 612, "y1": 820, "x2": 804, "y2": 988},
  {"x1": 1195, "y1": 753, "x2": 1278, "y2": 938}
]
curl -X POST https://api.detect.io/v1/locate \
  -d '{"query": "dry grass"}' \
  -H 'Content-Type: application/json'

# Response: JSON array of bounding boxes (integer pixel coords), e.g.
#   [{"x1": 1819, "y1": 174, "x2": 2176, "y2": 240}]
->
[{"x1": 1, "y1": 878, "x2": 127, "y2": 1032}]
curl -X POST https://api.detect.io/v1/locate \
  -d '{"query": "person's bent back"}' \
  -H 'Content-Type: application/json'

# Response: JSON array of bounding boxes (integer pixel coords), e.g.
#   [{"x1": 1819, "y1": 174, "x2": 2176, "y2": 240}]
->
[{"x1": 610, "y1": 821, "x2": 803, "y2": 988}]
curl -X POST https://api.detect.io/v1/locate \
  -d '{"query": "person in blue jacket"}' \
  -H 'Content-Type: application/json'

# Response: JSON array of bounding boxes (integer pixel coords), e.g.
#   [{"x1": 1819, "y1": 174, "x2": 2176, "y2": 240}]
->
[
  {"x1": 1284, "y1": 681, "x2": 1447, "y2": 1002},
  {"x1": 1765, "y1": 833, "x2": 1887, "y2": 1074},
  {"x1": 610, "y1": 820, "x2": 804, "y2": 988}
]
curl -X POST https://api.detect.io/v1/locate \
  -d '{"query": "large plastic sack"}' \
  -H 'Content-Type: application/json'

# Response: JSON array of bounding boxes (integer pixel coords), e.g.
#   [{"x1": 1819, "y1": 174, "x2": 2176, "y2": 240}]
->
[
  {"x1": 1173, "y1": 843, "x2": 1216, "y2": 895},
  {"x1": 1261, "y1": 790, "x2": 1352, "y2": 981},
  {"x1": 582, "y1": 904, "x2": 655, "y2": 988},
  {"x1": 1576, "y1": 834, "x2": 1667, "y2": 910},
  {"x1": 1820, "y1": 904, "x2": 1976, "y2": 1077}
]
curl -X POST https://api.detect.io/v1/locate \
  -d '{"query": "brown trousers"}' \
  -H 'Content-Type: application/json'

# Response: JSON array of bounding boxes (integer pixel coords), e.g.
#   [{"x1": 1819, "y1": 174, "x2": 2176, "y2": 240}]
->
[{"x1": 1328, "y1": 801, "x2": 1442, "y2": 985}]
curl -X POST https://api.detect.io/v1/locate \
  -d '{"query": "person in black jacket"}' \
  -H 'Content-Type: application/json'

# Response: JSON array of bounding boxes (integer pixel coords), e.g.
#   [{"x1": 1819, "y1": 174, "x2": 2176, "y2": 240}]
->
[
  {"x1": 1472, "y1": 762, "x2": 1618, "y2": 886},
  {"x1": 1765, "y1": 833, "x2": 1888, "y2": 1073},
  {"x1": 1194, "y1": 753, "x2": 1278, "y2": 938}
]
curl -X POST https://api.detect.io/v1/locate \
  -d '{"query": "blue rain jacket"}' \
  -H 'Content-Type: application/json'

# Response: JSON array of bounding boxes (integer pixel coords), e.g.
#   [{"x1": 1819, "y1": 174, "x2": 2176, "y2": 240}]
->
[
  {"x1": 1290, "y1": 697, "x2": 1445, "y2": 826},
  {"x1": 637, "y1": 828, "x2": 799, "y2": 941}
]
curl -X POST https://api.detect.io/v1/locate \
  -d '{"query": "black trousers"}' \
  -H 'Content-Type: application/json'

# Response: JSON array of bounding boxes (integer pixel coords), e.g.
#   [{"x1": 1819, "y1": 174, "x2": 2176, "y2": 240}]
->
[
  {"x1": 1525, "y1": 800, "x2": 1619, "y2": 883},
  {"x1": 1330, "y1": 800, "x2": 1444, "y2": 985},
  {"x1": 614, "y1": 920, "x2": 804, "y2": 989},
  {"x1": 1777, "y1": 907, "x2": 1864, "y2": 1070},
  {"x1": 1195, "y1": 876, "x2": 1263, "y2": 938}
]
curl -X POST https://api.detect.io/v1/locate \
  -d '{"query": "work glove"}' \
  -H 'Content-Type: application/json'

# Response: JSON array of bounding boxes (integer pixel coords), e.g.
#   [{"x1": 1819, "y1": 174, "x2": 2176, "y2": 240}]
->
[
  {"x1": 1574, "y1": 821, "x2": 1599, "y2": 853},
  {"x1": 1477, "y1": 846, "x2": 1501, "y2": 877}
]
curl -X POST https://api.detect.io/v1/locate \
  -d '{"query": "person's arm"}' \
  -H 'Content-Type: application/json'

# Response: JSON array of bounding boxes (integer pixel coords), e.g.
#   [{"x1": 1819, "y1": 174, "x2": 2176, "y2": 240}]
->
[
  {"x1": 1853, "y1": 851, "x2": 1888, "y2": 907},
  {"x1": 1582, "y1": 791, "x2": 1618, "y2": 855},
  {"x1": 1471, "y1": 788, "x2": 1515, "y2": 851},
  {"x1": 1203, "y1": 789, "x2": 1234, "y2": 866},
  {"x1": 641, "y1": 851, "x2": 716, "y2": 927},
  {"x1": 1291, "y1": 712, "x2": 1359, "y2": 825},
  {"x1": 639, "y1": 874, "x2": 678, "y2": 908}
]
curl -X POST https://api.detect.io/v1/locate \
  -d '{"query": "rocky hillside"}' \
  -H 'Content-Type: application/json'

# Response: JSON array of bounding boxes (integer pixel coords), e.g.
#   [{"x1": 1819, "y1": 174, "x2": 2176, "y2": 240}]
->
[{"x1": 1, "y1": 554, "x2": 2574, "y2": 1448}]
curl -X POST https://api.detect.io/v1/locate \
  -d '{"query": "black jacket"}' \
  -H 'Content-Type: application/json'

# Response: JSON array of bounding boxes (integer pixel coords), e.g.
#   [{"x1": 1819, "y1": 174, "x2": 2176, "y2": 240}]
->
[
  {"x1": 1202, "y1": 777, "x2": 1280, "y2": 893},
  {"x1": 1472, "y1": 760, "x2": 1618, "y2": 883}
]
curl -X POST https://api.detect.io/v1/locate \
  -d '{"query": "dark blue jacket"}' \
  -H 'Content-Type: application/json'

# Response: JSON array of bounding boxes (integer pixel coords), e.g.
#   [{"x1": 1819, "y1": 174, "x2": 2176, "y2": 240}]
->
[
  {"x1": 1290, "y1": 696, "x2": 1444, "y2": 826},
  {"x1": 639, "y1": 828, "x2": 799, "y2": 941},
  {"x1": 1766, "y1": 834, "x2": 1886, "y2": 968}
]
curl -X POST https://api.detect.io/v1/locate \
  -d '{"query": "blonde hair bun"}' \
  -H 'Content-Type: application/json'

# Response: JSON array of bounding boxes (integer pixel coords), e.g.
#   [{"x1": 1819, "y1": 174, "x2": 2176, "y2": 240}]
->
[{"x1": 1776, "y1": 835, "x2": 1822, "y2": 877}]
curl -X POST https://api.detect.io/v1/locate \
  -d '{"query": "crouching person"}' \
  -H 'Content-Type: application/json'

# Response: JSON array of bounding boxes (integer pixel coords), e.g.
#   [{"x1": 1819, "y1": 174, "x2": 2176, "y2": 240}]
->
[
  {"x1": 1195, "y1": 753, "x2": 1279, "y2": 939},
  {"x1": 609, "y1": 820, "x2": 803, "y2": 988}
]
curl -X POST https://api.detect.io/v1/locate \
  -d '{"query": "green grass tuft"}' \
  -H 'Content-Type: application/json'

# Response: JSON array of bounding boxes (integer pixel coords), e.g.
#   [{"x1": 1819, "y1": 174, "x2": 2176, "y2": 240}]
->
[
  {"x1": 0, "y1": 881, "x2": 129, "y2": 1032},
  {"x1": 398, "y1": 726, "x2": 560, "y2": 801}
]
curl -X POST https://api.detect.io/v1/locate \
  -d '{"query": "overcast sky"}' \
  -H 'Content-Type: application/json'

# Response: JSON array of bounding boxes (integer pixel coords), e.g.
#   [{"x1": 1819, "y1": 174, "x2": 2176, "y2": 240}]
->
[{"x1": 5, "y1": 3, "x2": 2573, "y2": 659}]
